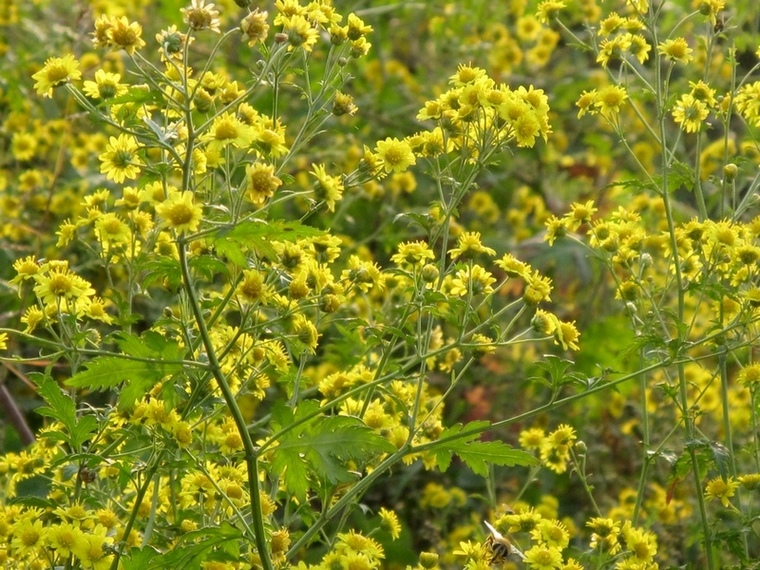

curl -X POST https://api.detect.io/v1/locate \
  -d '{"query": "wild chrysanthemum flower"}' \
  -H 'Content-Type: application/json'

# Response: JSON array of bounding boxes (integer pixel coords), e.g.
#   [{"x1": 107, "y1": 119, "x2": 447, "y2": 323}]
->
[
  {"x1": 658, "y1": 38, "x2": 693, "y2": 64},
  {"x1": 554, "y1": 320, "x2": 580, "y2": 351},
  {"x1": 576, "y1": 89, "x2": 598, "y2": 118},
  {"x1": 11, "y1": 132, "x2": 37, "y2": 161},
  {"x1": 32, "y1": 54, "x2": 81, "y2": 97},
  {"x1": 82, "y1": 70, "x2": 128, "y2": 100},
  {"x1": 705, "y1": 476, "x2": 740, "y2": 507},
  {"x1": 378, "y1": 508, "x2": 401, "y2": 539},
  {"x1": 71, "y1": 524, "x2": 113, "y2": 569},
  {"x1": 11, "y1": 256, "x2": 40, "y2": 285},
  {"x1": 449, "y1": 232, "x2": 496, "y2": 260},
  {"x1": 392, "y1": 241, "x2": 435, "y2": 267},
  {"x1": 594, "y1": 85, "x2": 628, "y2": 119},
  {"x1": 628, "y1": 34, "x2": 651, "y2": 64},
  {"x1": 332, "y1": 91, "x2": 358, "y2": 116},
  {"x1": 202, "y1": 113, "x2": 257, "y2": 153},
  {"x1": 94, "y1": 212, "x2": 131, "y2": 247},
  {"x1": 672, "y1": 94, "x2": 709, "y2": 133},
  {"x1": 156, "y1": 25, "x2": 192, "y2": 60},
  {"x1": 588, "y1": 517, "x2": 621, "y2": 554},
  {"x1": 346, "y1": 13, "x2": 373, "y2": 40},
  {"x1": 734, "y1": 81, "x2": 760, "y2": 127},
  {"x1": 540, "y1": 519, "x2": 571, "y2": 550},
  {"x1": 245, "y1": 162, "x2": 282, "y2": 205},
  {"x1": 106, "y1": 16, "x2": 146, "y2": 53},
  {"x1": 99, "y1": 134, "x2": 143, "y2": 183},
  {"x1": 47, "y1": 522, "x2": 80, "y2": 557},
  {"x1": 281, "y1": 14, "x2": 320, "y2": 51},
  {"x1": 536, "y1": 0, "x2": 566, "y2": 23},
  {"x1": 375, "y1": 137, "x2": 416, "y2": 173},
  {"x1": 182, "y1": 0, "x2": 221, "y2": 32},
  {"x1": 523, "y1": 544, "x2": 563, "y2": 569},
  {"x1": 155, "y1": 191, "x2": 203, "y2": 233},
  {"x1": 33, "y1": 264, "x2": 95, "y2": 306},
  {"x1": 544, "y1": 215, "x2": 570, "y2": 245},
  {"x1": 311, "y1": 164, "x2": 343, "y2": 212},
  {"x1": 621, "y1": 523, "x2": 658, "y2": 562},
  {"x1": 241, "y1": 9, "x2": 270, "y2": 46},
  {"x1": 596, "y1": 34, "x2": 632, "y2": 68},
  {"x1": 449, "y1": 265, "x2": 496, "y2": 297},
  {"x1": 737, "y1": 363, "x2": 760, "y2": 387},
  {"x1": 496, "y1": 253, "x2": 531, "y2": 279},
  {"x1": 522, "y1": 271, "x2": 553, "y2": 305}
]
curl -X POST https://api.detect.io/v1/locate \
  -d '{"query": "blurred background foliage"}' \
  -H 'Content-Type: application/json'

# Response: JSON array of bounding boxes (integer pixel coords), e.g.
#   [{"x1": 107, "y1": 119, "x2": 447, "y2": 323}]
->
[{"x1": 2, "y1": 0, "x2": 760, "y2": 567}]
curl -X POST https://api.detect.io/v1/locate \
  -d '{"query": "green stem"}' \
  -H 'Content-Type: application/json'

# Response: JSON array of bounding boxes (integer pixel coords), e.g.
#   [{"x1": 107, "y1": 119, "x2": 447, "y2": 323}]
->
[{"x1": 178, "y1": 241, "x2": 274, "y2": 570}]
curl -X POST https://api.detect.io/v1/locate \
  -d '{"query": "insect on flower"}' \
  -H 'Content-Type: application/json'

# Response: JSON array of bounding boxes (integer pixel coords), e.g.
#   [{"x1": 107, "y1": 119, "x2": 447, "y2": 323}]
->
[{"x1": 484, "y1": 521, "x2": 526, "y2": 565}]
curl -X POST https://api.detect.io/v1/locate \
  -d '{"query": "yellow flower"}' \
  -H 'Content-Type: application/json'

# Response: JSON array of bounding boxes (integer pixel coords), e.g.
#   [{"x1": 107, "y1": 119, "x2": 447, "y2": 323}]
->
[
  {"x1": 672, "y1": 93, "x2": 709, "y2": 133},
  {"x1": 241, "y1": 9, "x2": 270, "y2": 46},
  {"x1": 0, "y1": 332, "x2": 7, "y2": 351},
  {"x1": 245, "y1": 162, "x2": 282, "y2": 205},
  {"x1": 523, "y1": 544, "x2": 563, "y2": 570},
  {"x1": 33, "y1": 265, "x2": 95, "y2": 306},
  {"x1": 155, "y1": 191, "x2": 203, "y2": 234},
  {"x1": 704, "y1": 476, "x2": 739, "y2": 507},
  {"x1": 281, "y1": 14, "x2": 320, "y2": 51},
  {"x1": 594, "y1": 84, "x2": 628, "y2": 119},
  {"x1": 32, "y1": 54, "x2": 81, "y2": 97},
  {"x1": 449, "y1": 232, "x2": 496, "y2": 260},
  {"x1": 522, "y1": 271, "x2": 553, "y2": 305},
  {"x1": 737, "y1": 363, "x2": 760, "y2": 387},
  {"x1": 182, "y1": 0, "x2": 221, "y2": 33},
  {"x1": 375, "y1": 137, "x2": 416, "y2": 174},
  {"x1": 106, "y1": 16, "x2": 146, "y2": 53},
  {"x1": 536, "y1": 0, "x2": 566, "y2": 24},
  {"x1": 657, "y1": 38, "x2": 693, "y2": 64},
  {"x1": 554, "y1": 320, "x2": 580, "y2": 351},
  {"x1": 201, "y1": 113, "x2": 257, "y2": 153},
  {"x1": 71, "y1": 524, "x2": 113, "y2": 570},
  {"x1": 47, "y1": 522, "x2": 81, "y2": 558},
  {"x1": 596, "y1": 34, "x2": 632, "y2": 68},
  {"x1": 82, "y1": 70, "x2": 128, "y2": 100},
  {"x1": 449, "y1": 265, "x2": 496, "y2": 297},
  {"x1": 346, "y1": 13, "x2": 373, "y2": 40},
  {"x1": 99, "y1": 134, "x2": 143, "y2": 183},
  {"x1": 11, "y1": 132, "x2": 38, "y2": 161},
  {"x1": 311, "y1": 164, "x2": 343, "y2": 212},
  {"x1": 10, "y1": 518, "x2": 46, "y2": 557},
  {"x1": 378, "y1": 507, "x2": 402, "y2": 539},
  {"x1": 391, "y1": 241, "x2": 436, "y2": 267}
]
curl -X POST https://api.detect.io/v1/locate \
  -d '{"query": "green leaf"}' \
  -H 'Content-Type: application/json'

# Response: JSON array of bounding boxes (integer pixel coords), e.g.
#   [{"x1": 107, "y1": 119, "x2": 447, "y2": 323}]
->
[
  {"x1": 431, "y1": 422, "x2": 537, "y2": 476},
  {"x1": 142, "y1": 256, "x2": 182, "y2": 290},
  {"x1": 32, "y1": 373, "x2": 76, "y2": 431},
  {"x1": 121, "y1": 522, "x2": 242, "y2": 570},
  {"x1": 269, "y1": 402, "x2": 396, "y2": 501},
  {"x1": 212, "y1": 220, "x2": 324, "y2": 261},
  {"x1": 32, "y1": 373, "x2": 98, "y2": 449},
  {"x1": 65, "y1": 332, "x2": 186, "y2": 409}
]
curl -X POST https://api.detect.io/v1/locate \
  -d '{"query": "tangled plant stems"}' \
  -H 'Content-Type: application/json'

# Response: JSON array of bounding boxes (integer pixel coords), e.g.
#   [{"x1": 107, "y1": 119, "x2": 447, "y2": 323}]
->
[{"x1": 1, "y1": 0, "x2": 760, "y2": 568}]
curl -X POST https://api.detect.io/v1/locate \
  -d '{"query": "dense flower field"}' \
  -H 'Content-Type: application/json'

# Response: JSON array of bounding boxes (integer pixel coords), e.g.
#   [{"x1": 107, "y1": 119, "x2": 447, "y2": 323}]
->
[{"x1": 1, "y1": 0, "x2": 760, "y2": 568}]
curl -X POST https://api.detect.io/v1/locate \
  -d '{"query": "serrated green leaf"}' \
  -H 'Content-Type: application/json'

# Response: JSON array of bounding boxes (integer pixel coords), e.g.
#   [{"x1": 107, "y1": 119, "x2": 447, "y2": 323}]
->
[
  {"x1": 65, "y1": 352, "x2": 183, "y2": 409},
  {"x1": 269, "y1": 404, "x2": 395, "y2": 500},
  {"x1": 432, "y1": 422, "x2": 536, "y2": 475},
  {"x1": 32, "y1": 373, "x2": 77, "y2": 431},
  {"x1": 141, "y1": 256, "x2": 182, "y2": 290},
  {"x1": 122, "y1": 522, "x2": 242, "y2": 570},
  {"x1": 212, "y1": 220, "x2": 324, "y2": 261}
]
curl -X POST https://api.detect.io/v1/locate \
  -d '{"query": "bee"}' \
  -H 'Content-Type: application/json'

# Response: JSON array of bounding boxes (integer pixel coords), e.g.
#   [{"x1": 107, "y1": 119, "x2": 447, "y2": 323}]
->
[{"x1": 483, "y1": 521, "x2": 525, "y2": 565}]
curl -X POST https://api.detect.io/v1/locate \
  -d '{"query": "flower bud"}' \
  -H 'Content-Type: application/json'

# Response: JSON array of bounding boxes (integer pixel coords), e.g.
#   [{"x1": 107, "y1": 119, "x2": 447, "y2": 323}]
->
[
  {"x1": 723, "y1": 163, "x2": 738, "y2": 182},
  {"x1": 419, "y1": 552, "x2": 439, "y2": 569},
  {"x1": 421, "y1": 264, "x2": 439, "y2": 283}
]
